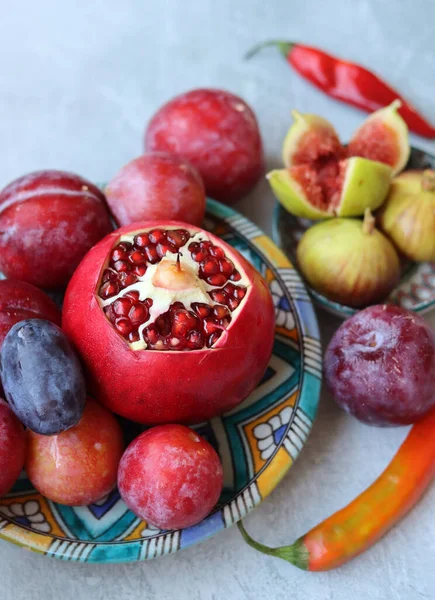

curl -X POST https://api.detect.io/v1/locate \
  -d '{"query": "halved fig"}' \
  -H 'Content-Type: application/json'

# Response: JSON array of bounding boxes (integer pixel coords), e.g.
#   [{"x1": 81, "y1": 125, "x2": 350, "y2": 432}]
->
[
  {"x1": 348, "y1": 100, "x2": 410, "y2": 176},
  {"x1": 268, "y1": 157, "x2": 392, "y2": 219}
]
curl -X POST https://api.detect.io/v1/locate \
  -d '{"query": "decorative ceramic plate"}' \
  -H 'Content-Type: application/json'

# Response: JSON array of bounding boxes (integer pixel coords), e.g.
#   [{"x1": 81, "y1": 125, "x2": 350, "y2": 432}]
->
[
  {"x1": 273, "y1": 147, "x2": 435, "y2": 318},
  {"x1": 0, "y1": 198, "x2": 321, "y2": 563}
]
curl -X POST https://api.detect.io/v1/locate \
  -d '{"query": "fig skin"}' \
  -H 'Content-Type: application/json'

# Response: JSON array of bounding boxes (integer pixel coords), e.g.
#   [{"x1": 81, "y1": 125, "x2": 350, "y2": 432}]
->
[
  {"x1": 378, "y1": 170, "x2": 435, "y2": 262},
  {"x1": 297, "y1": 211, "x2": 401, "y2": 308}
]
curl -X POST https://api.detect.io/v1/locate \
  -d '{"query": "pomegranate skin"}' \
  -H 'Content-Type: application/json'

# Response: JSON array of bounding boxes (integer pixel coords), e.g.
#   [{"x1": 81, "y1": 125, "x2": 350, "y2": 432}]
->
[
  {"x1": 145, "y1": 89, "x2": 265, "y2": 204},
  {"x1": 105, "y1": 153, "x2": 206, "y2": 227},
  {"x1": 0, "y1": 170, "x2": 113, "y2": 288},
  {"x1": 62, "y1": 221, "x2": 275, "y2": 425},
  {"x1": 118, "y1": 425, "x2": 223, "y2": 530}
]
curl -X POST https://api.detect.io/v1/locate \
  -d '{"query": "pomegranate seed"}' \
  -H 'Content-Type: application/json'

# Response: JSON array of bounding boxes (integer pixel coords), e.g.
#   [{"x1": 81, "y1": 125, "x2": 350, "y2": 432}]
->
[
  {"x1": 228, "y1": 298, "x2": 239, "y2": 311},
  {"x1": 115, "y1": 317, "x2": 133, "y2": 336},
  {"x1": 192, "y1": 303, "x2": 211, "y2": 318},
  {"x1": 210, "y1": 290, "x2": 228, "y2": 305},
  {"x1": 200, "y1": 241, "x2": 213, "y2": 250},
  {"x1": 219, "y1": 258, "x2": 234, "y2": 276},
  {"x1": 144, "y1": 325, "x2": 159, "y2": 345},
  {"x1": 186, "y1": 330, "x2": 204, "y2": 350},
  {"x1": 213, "y1": 305, "x2": 230, "y2": 320},
  {"x1": 235, "y1": 286, "x2": 247, "y2": 300},
  {"x1": 210, "y1": 246, "x2": 225, "y2": 259},
  {"x1": 166, "y1": 229, "x2": 190, "y2": 248},
  {"x1": 128, "y1": 250, "x2": 146, "y2": 265},
  {"x1": 207, "y1": 274, "x2": 227, "y2": 286},
  {"x1": 132, "y1": 265, "x2": 147, "y2": 277},
  {"x1": 201, "y1": 260, "x2": 219, "y2": 276},
  {"x1": 191, "y1": 250, "x2": 207, "y2": 263},
  {"x1": 156, "y1": 315, "x2": 171, "y2": 336},
  {"x1": 128, "y1": 331, "x2": 140, "y2": 343},
  {"x1": 224, "y1": 283, "x2": 236, "y2": 295},
  {"x1": 99, "y1": 281, "x2": 119, "y2": 299},
  {"x1": 119, "y1": 272, "x2": 138, "y2": 287},
  {"x1": 170, "y1": 302, "x2": 184, "y2": 312},
  {"x1": 168, "y1": 336, "x2": 186, "y2": 350},
  {"x1": 125, "y1": 290, "x2": 140, "y2": 301},
  {"x1": 102, "y1": 269, "x2": 117, "y2": 283},
  {"x1": 145, "y1": 298, "x2": 153, "y2": 308},
  {"x1": 230, "y1": 270, "x2": 242, "y2": 282},
  {"x1": 144, "y1": 245, "x2": 159, "y2": 264},
  {"x1": 149, "y1": 229, "x2": 165, "y2": 244},
  {"x1": 111, "y1": 247, "x2": 128, "y2": 262},
  {"x1": 104, "y1": 305, "x2": 116, "y2": 322},
  {"x1": 156, "y1": 242, "x2": 174, "y2": 258},
  {"x1": 207, "y1": 331, "x2": 222, "y2": 348},
  {"x1": 203, "y1": 318, "x2": 221, "y2": 336},
  {"x1": 134, "y1": 233, "x2": 150, "y2": 248},
  {"x1": 118, "y1": 242, "x2": 133, "y2": 251},
  {"x1": 113, "y1": 260, "x2": 129, "y2": 273},
  {"x1": 129, "y1": 303, "x2": 149, "y2": 325},
  {"x1": 172, "y1": 309, "x2": 199, "y2": 337},
  {"x1": 113, "y1": 297, "x2": 132, "y2": 316}
]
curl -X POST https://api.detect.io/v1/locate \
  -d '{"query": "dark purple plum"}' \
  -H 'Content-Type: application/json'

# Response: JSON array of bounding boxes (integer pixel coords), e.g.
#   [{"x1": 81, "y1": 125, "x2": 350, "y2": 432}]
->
[
  {"x1": 324, "y1": 305, "x2": 435, "y2": 426},
  {"x1": 0, "y1": 320, "x2": 86, "y2": 435}
]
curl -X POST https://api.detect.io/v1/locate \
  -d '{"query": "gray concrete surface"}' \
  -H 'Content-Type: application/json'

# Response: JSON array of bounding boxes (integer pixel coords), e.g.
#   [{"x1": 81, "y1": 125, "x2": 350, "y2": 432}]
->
[{"x1": 0, "y1": 1, "x2": 434, "y2": 598}]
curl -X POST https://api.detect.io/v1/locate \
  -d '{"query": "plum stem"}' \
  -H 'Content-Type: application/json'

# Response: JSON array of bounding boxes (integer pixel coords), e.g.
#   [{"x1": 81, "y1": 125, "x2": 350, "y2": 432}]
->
[
  {"x1": 245, "y1": 40, "x2": 294, "y2": 60},
  {"x1": 362, "y1": 208, "x2": 376, "y2": 235},
  {"x1": 422, "y1": 170, "x2": 435, "y2": 192}
]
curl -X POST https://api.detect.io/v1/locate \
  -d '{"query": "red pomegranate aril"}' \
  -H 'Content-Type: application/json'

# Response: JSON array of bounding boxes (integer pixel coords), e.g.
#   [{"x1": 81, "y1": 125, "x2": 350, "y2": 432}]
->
[
  {"x1": 134, "y1": 233, "x2": 150, "y2": 248},
  {"x1": 210, "y1": 290, "x2": 228, "y2": 305},
  {"x1": 144, "y1": 246, "x2": 159, "y2": 264},
  {"x1": 172, "y1": 309, "x2": 199, "y2": 337},
  {"x1": 203, "y1": 318, "x2": 221, "y2": 336},
  {"x1": 234, "y1": 286, "x2": 247, "y2": 300},
  {"x1": 104, "y1": 305, "x2": 116, "y2": 322},
  {"x1": 128, "y1": 332, "x2": 140, "y2": 343},
  {"x1": 145, "y1": 298, "x2": 153, "y2": 308},
  {"x1": 112, "y1": 247, "x2": 127, "y2": 262},
  {"x1": 169, "y1": 336, "x2": 186, "y2": 350},
  {"x1": 129, "y1": 303, "x2": 149, "y2": 325},
  {"x1": 119, "y1": 272, "x2": 138, "y2": 287},
  {"x1": 119, "y1": 242, "x2": 133, "y2": 251},
  {"x1": 219, "y1": 258, "x2": 234, "y2": 276},
  {"x1": 99, "y1": 281, "x2": 119, "y2": 299},
  {"x1": 191, "y1": 250, "x2": 207, "y2": 263},
  {"x1": 210, "y1": 246, "x2": 225, "y2": 259},
  {"x1": 202, "y1": 260, "x2": 219, "y2": 276},
  {"x1": 125, "y1": 290, "x2": 140, "y2": 302},
  {"x1": 115, "y1": 317, "x2": 133, "y2": 336},
  {"x1": 230, "y1": 270, "x2": 241, "y2": 282},
  {"x1": 128, "y1": 250, "x2": 146, "y2": 265},
  {"x1": 144, "y1": 325, "x2": 159, "y2": 345},
  {"x1": 200, "y1": 241, "x2": 213, "y2": 250},
  {"x1": 228, "y1": 298, "x2": 240, "y2": 311},
  {"x1": 156, "y1": 315, "x2": 171, "y2": 336},
  {"x1": 113, "y1": 297, "x2": 132, "y2": 316},
  {"x1": 207, "y1": 331, "x2": 222, "y2": 348},
  {"x1": 166, "y1": 229, "x2": 190, "y2": 249},
  {"x1": 213, "y1": 305, "x2": 230, "y2": 320},
  {"x1": 113, "y1": 260, "x2": 129, "y2": 273},
  {"x1": 186, "y1": 330, "x2": 205, "y2": 350},
  {"x1": 132, "y1": 265, "x2": 147, "y2": 277},
  {"x1": 192, "y1": 302, "x2": 211, "y2": 319},
  {"x1": 156, "y1": 242, "x2": 173, "y2": 258},
  {"x1": 102, "y1": 269, "x2": 118, "y2": 283},
  {"x1": 149, "y1": 229, "x2": 165, "y2": 244},
  {"x1": 207, "y1": 274, "x2": 227, "y2": 286}
]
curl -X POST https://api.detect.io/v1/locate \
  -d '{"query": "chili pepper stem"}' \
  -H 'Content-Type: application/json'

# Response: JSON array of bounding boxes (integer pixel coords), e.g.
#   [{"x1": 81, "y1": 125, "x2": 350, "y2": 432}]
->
[
  {"x1": 237, "y1": 521, "x2": 309, "y2": 570},
  {"x1": 245, "y1": 40, "x2": 294, "y2": 60}
]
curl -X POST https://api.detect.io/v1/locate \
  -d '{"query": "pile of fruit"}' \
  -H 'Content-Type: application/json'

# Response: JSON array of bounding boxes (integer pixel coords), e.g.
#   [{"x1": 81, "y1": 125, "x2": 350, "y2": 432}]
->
[
  {"x1": 269, "y1": 100, "x2": 435, "y2": 308},
  {"x1": 0, "y1": 88, "x2": 275, "y2": 530}
]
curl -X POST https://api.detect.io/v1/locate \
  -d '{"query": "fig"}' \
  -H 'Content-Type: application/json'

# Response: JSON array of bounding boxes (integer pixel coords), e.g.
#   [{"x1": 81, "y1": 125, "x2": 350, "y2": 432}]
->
[
  {"x1": 297, "y1": 210, "x2": 401, "y2": 308},
  {"x1": 378, "y1": 170, "x2": 435, "y2": 262},
  {"x1": 271, "y1": 101, "x2": 411, "y2": 220},
  {"x1": 348, "y1": 100, "x2": 410, "y2": 177}
]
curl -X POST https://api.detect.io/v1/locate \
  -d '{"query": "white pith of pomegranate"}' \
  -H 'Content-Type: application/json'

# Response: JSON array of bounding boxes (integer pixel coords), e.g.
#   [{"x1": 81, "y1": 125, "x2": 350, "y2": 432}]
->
[{"x1": 96, "y1": 227, "x2": 249, "y2": 351}]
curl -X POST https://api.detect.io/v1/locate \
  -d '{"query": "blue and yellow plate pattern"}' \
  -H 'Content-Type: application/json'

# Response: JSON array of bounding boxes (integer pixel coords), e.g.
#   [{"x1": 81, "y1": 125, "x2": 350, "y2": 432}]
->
[{"x1": 0, "y1": 198, "x2": 321, "y2": 563}]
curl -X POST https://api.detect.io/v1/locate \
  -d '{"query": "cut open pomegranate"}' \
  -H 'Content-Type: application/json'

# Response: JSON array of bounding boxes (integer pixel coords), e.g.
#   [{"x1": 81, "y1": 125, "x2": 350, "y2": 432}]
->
[{"x1": 63, "y1": 221, "x2": 275, "y2": 425}]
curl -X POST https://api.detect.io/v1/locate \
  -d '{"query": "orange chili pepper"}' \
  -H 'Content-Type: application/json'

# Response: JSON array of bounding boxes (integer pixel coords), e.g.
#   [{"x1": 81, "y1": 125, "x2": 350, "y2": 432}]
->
[{"x1": 238, "y1": 408, "x2": 435, "y2": 571}]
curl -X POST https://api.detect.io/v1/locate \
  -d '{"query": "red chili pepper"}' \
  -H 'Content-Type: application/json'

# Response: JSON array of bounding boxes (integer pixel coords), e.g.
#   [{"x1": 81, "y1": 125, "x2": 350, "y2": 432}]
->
[
  {"x1": 246, "y1": 41, "x2": 435, "y2": 139},
  {"x1": 238, "y1": 408, "x2": 435, "y2": 571}
]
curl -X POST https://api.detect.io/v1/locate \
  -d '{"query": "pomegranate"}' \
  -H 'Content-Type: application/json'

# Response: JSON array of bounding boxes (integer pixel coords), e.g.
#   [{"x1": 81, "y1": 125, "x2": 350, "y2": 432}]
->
[
  {"x1": 63, "y1": 221, "x2": 275, "y2": 424},
  {"x1": 144, "y1": 89, "x2": 265, "y2": 204},
  {"x1": 105, "y1": 153, "x2": 206, "y2": 227},
  {"x1": 0, "y1": 170, "x2": 113, "y2": 288}
]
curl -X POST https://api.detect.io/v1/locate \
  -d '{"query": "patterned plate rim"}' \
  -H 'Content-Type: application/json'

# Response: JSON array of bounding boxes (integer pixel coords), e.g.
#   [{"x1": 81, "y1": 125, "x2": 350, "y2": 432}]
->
[{"x1": 0, "y1": 197, "x2": 322, "y2": 563}]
